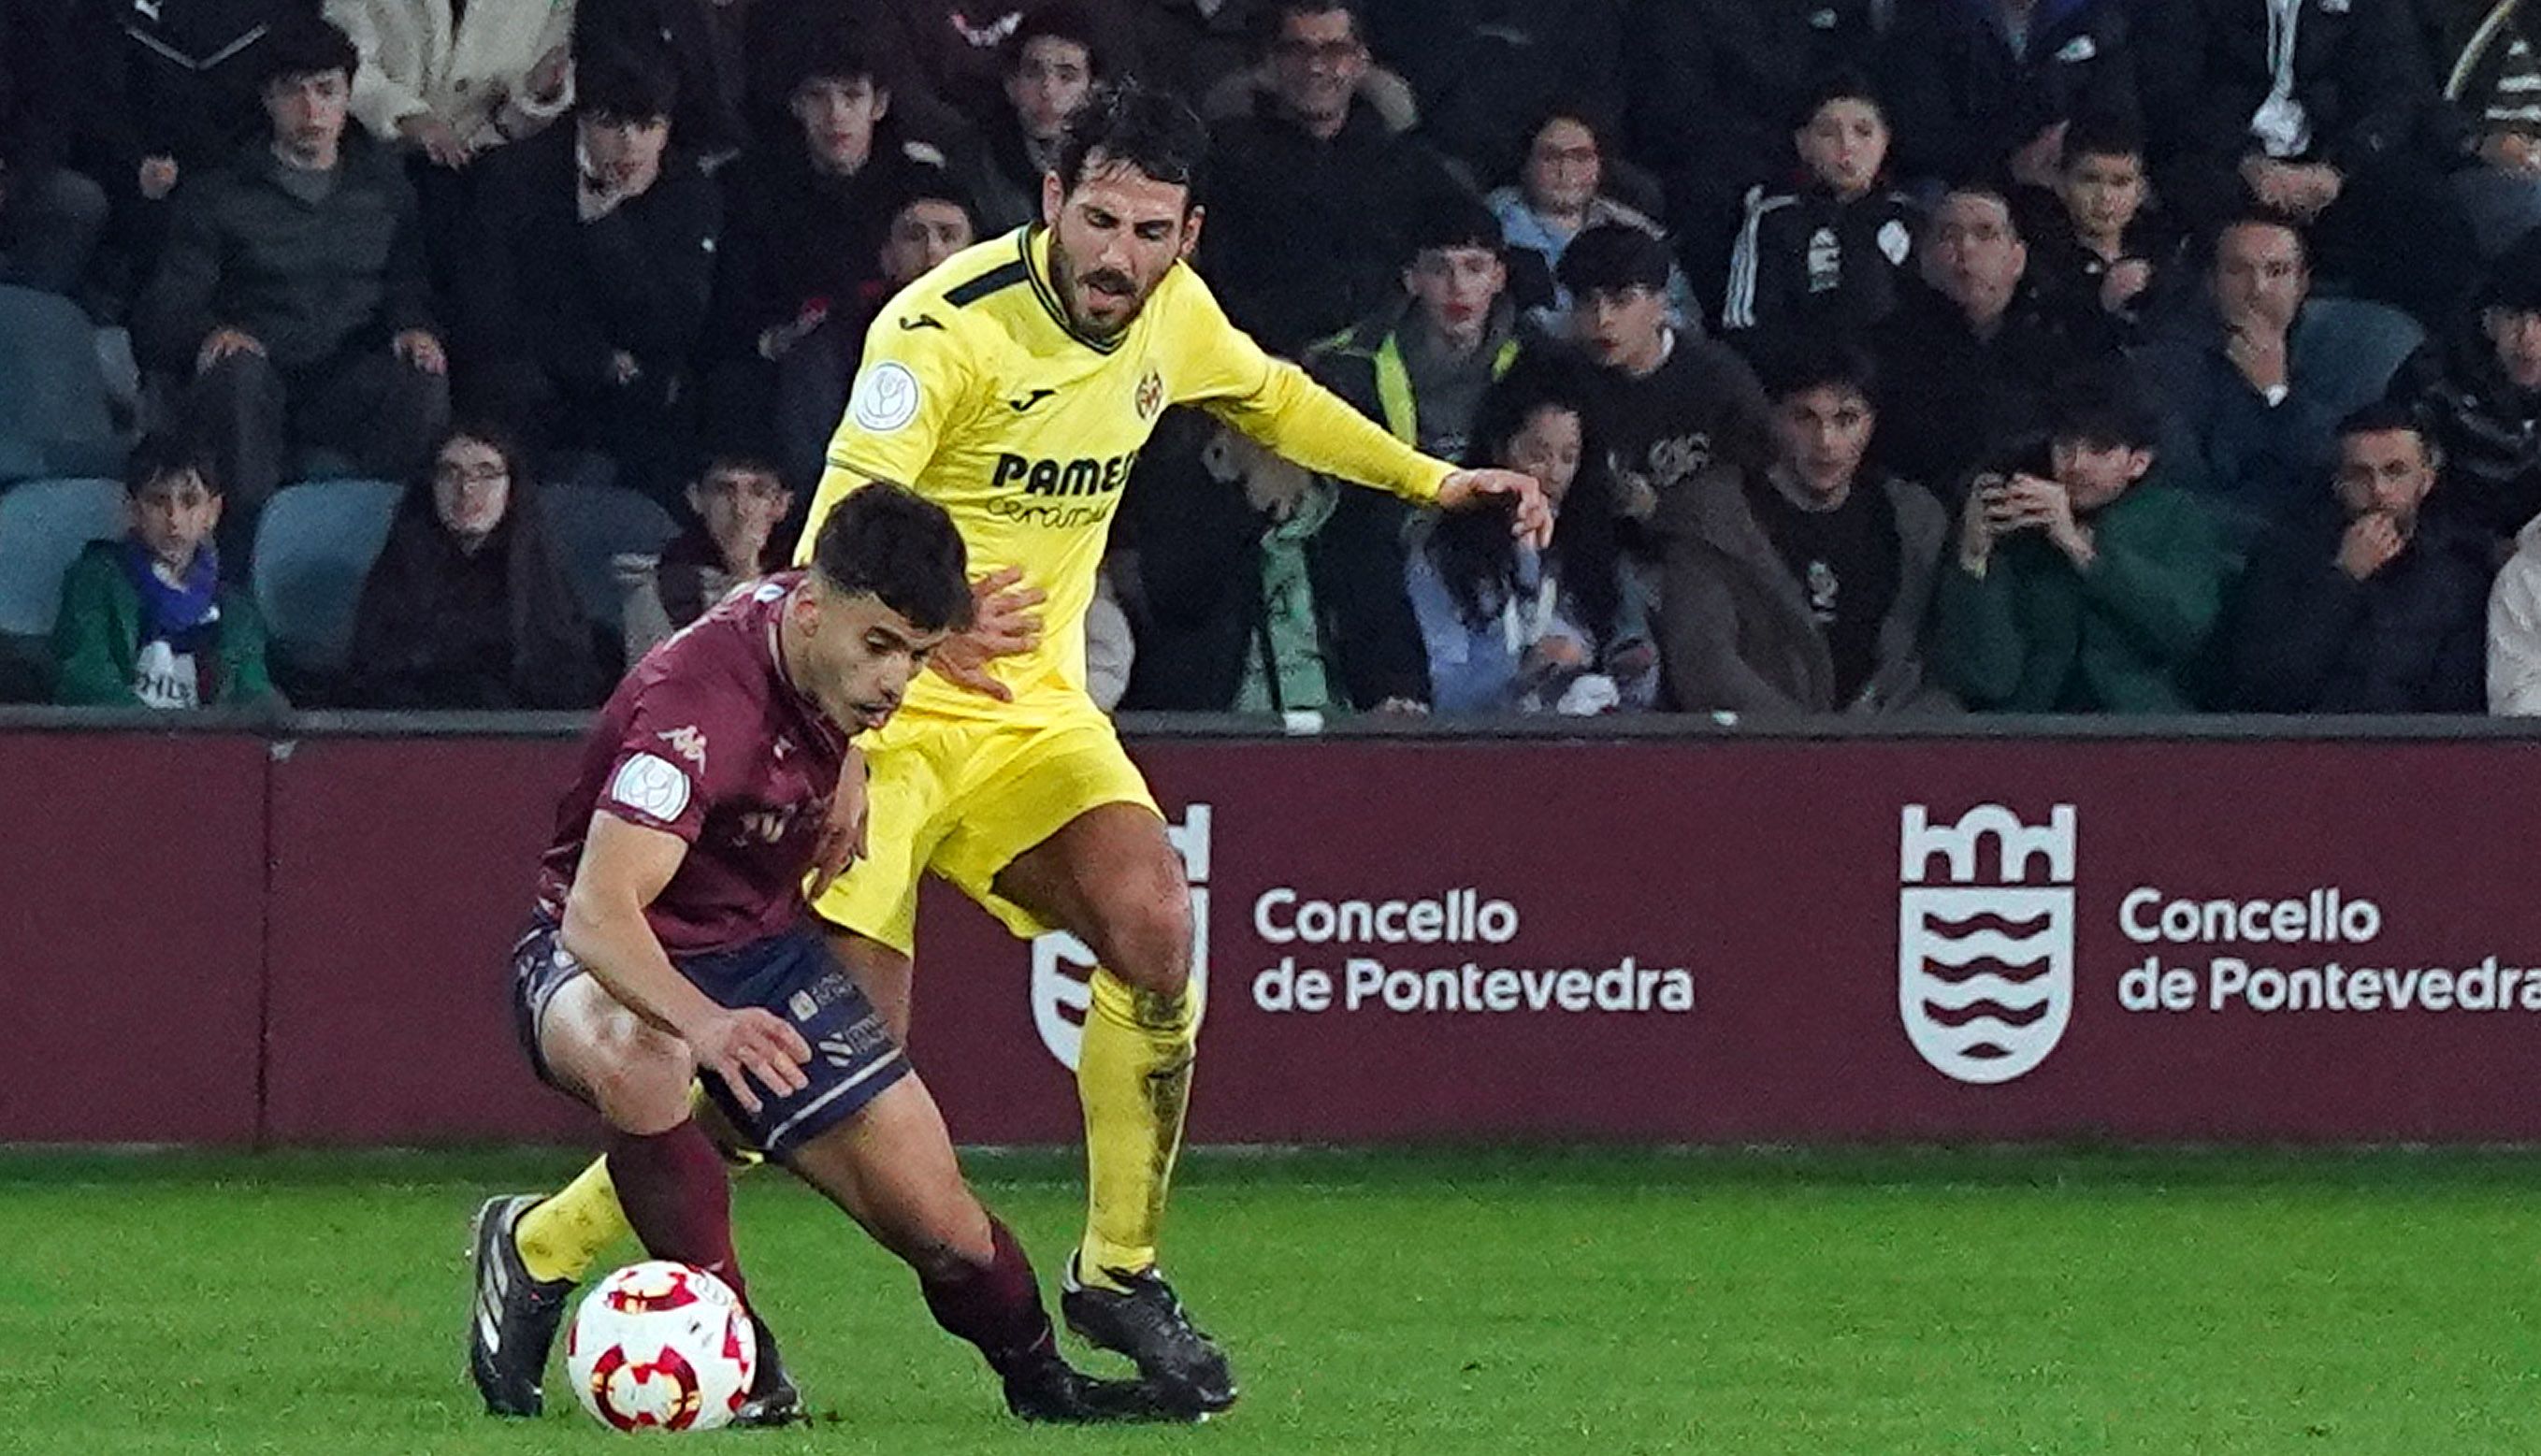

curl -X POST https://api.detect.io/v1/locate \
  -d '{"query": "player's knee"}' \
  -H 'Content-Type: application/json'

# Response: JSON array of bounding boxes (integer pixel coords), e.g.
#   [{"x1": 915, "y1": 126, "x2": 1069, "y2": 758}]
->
[
  {"x1": 1103, "y1": 888, "x2": 1193, "y2": 1000},
  {"x1": 577, "y1": 1025, "x2": 695, "y2": 1132}
]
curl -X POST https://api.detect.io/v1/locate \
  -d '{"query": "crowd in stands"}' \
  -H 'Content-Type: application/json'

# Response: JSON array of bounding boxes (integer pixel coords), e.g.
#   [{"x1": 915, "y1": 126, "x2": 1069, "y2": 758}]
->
[{"x1": 16, "y1": 0, "x2": 2541, "y2": 718}]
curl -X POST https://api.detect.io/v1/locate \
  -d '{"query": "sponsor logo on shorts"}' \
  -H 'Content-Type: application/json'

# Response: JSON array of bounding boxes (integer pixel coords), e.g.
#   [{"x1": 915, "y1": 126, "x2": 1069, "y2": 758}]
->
[
  {"x1": 611, "y1": 754, "x2": 691, "y2": 824},
  {"x1": 1898, "y1": 804, "x2": 2077, "y2": 1085}
]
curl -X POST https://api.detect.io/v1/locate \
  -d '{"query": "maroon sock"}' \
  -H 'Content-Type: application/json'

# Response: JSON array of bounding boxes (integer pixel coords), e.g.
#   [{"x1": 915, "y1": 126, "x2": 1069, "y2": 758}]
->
[
  {"x1": 918, "y1": 1218, "x2": 1056, "y2": 1377},
  {"x1": 607, "y1": 1121, "x2": 749, "y2": 1305}
]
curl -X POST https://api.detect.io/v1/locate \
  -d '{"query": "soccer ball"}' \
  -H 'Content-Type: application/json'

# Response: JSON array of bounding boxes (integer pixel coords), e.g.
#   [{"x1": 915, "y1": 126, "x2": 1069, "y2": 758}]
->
[{"x1": 565, "y1": 1261, "x2": 758, "y2": 1432}]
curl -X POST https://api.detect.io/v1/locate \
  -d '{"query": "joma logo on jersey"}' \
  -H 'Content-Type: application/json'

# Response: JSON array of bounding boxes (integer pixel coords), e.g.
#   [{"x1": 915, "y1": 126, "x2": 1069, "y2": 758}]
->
[{"x1": 989, "y1": 450, "x2": 1140, "y2": 498}]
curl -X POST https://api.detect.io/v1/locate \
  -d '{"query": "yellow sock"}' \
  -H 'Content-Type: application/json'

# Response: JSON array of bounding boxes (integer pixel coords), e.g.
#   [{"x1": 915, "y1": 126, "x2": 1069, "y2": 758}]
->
[
  {"x1": 513, "y1": 1155, "x2": 628, "y2": 1285},
  {"x1": 1076, "y1": 967, "x2": 1201, "y2": 1290}
]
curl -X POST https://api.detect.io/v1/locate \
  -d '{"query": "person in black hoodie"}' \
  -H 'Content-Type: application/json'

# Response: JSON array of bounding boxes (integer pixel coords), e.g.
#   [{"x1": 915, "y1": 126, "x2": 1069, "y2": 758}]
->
[
  {"x1": 1197, "y1": 0, "x2": 1463, "y2": 354},
  {"x1": 1721, "y1": 70, "x2": 1922, "y2": 350},
  {"x1": 953, "y1": 3, "x2": 1104, "y2": 236},
  {"x1": 1880, "y1": 0, "x2": 2141, "y2": 192},
  {"x1": 2017, "y1": 112, "x2": 2188, "y2": 352},
  {"x1": 347, "y1": 420, "x2": 611, "y2": 709},
  {"x1": 571, "y1": 0, "x2": 747, "y2": 164},
  {"x1": 709, "y1": 29, "x2": 958, "y2": 491},
  {"x1": 1619, "y1": 0, "x2": 1879, "y2": 311},
  {"x1": 459, "y1": 52, "x2": 720, "y2": 505},
  {"x1": 2224, "y1": 401, "x2": 2491, "y2": 711},
  {"x1": 2399, "y1": 236, "x2": 2541, "y2": 552},
  {"x1": 1870, "y1": 179, "x2": 2111, "y2": 499}
]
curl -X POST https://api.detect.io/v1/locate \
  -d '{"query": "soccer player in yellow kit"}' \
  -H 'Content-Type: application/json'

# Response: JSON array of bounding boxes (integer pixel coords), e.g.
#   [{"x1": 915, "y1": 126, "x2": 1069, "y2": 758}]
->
[{"x1": 469, "y1": 81, "x2": 1547, "y2": 1420}]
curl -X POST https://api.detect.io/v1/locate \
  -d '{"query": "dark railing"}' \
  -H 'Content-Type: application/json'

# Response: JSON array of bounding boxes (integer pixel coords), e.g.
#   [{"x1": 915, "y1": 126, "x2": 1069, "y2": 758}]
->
[{"x1": 10, "y1": 703, "x2": 2541, "y2": 742}]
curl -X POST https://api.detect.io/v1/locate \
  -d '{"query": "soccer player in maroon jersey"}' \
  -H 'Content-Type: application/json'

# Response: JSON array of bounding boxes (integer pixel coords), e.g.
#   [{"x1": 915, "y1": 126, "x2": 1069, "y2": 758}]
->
[{"x1": 474, "y1": 483, "x2": 1174, "y2": 1424}]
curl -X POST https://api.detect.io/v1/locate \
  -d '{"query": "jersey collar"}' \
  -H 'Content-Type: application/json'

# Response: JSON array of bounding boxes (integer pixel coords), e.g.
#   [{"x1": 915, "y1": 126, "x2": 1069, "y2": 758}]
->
[{"x1": 1022, "y1": 225, "x2": 1127, "y2": 355}]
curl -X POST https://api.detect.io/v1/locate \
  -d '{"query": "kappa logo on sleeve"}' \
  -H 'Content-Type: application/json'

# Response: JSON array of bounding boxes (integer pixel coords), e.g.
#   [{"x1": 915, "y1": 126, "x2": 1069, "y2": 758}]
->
[
  {"x1": 612, "y1": 754, "x2": 693, "y2": 823},
  {"x1": 657, "y1": 726, "x2": 708, "y2": 772}
]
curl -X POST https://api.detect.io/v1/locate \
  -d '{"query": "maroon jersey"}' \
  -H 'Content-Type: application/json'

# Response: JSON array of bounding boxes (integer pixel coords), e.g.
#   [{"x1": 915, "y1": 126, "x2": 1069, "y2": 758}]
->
[{"x1": 535, "y1": 573, "x2": 848, "y2": 954}]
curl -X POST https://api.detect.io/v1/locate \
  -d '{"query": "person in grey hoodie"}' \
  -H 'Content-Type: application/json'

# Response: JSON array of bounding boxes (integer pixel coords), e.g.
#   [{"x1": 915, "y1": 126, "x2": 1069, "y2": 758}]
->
[{"x1": 1661, "y1": 337, "x2": 1951, "y2": 714}]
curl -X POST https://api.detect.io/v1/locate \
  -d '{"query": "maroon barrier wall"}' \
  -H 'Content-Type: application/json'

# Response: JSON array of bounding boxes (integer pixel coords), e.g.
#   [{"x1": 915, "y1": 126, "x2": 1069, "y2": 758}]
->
[
  {"x1": 15, "y1": 729, "x2": 2541, "y2": 1146},
  {"x1": 1, "y1": 732, "x2": 266, "y2": 1143}
]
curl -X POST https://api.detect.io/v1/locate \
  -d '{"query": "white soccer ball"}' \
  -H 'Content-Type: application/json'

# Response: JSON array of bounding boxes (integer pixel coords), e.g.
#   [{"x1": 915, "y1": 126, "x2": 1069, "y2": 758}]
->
[{"x1": 565, "y1": 1261, "x2": 758, "y2": 1433}]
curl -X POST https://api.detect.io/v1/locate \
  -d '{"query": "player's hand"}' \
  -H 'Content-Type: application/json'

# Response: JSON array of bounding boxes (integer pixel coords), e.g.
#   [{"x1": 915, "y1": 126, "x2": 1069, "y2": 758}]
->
[
  {"x1": 807, "y1": 749, "x2": 869, "y2": 899},
  {"x1": 138, "y1": 155, "x2": 180, "y2": 200},
  {"x1": 1437, "y1": 468, "x2": 1553, "y2": 548},
  {"x1": 684, "y1": 1007, "x2": 812, "y2": 1116},
  {"x1": 930, "y1": 566, "x2": 1045, "y2": 702}
]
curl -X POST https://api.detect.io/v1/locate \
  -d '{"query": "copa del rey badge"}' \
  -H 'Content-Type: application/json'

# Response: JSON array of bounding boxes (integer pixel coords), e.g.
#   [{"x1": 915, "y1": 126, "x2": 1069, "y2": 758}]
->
[{"x1": 1898, "y1": 804, "x2": 2077, "y2": 1085}]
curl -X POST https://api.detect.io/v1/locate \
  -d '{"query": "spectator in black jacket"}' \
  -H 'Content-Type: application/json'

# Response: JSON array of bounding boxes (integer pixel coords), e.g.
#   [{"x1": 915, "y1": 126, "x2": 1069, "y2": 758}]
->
[
  {"x1": 137, "y1": 16, "x2": 449, "y2": 576},
  {"x1": 1620, "y1": 0, "x2": 1871, "y2": 310},
  {"x1": 716, "y1": 159, "x2": 978, "y2": 496},
  {"x1": 1198, "y1": 0, "x2": 1463, "y2": 354},
  {"x1": 2225, "y1": 401, "x2": 2490, "y2": 711},
  {"x1": 711, "y1": 31, "x2": 955, "y2": 489},
  {"x1": 1721, "y1": 70, "x2": 1920, "y2": 348},
  {"x1": 2399, "y1": 236, "x2": 2541, "y2": 550},
  {"x1": 346, "y1": 419, "x2": 612, "y2": 709},
  {"x1": 1870, "y1": 180, "x2": 2108, "y2": 499},
  {"x1": 2135, "y1": 0, "x2": 2476, "y2": 324},
  {"x1": 955, "y1": 3, "x2": 1104, "y2": 236},
  {"x1": 459, "y1": 53, "x2": 720, "y2": 504},
  {"x1": 1119, "y1": 407, "x2": 1429, "y2": 714},
  {"x1": 572, "y1": 0, "x2": 746, "y2": 163},
  {"x1": 1881, "y1": 0, "x2": 2140, "y2": 193},
  {"x1": 2018, "y1": 112, "x2": 2187, "y2": 351},
  {"x1": 1560, "y1": 224, "x2": 1771, "y2": 522},
  {"x1": 0, "y1": 0, "x2": 108, "y2": 297},
  {"x1": 70, "y1": 0, "x2": 317, "y2": 302}
]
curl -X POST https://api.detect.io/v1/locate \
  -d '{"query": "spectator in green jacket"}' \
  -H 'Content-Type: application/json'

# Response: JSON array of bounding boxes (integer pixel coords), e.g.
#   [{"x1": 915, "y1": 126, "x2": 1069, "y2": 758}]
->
[
  {"x1": 1937, "y1": 369, "x2": 2230, "y2": 711},
  {"x1": 52, "y1": 437, "x2": 277, "y2": 709}
]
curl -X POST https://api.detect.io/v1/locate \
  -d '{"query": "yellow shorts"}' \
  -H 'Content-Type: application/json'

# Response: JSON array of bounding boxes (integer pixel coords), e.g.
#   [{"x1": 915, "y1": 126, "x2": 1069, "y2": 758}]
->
[{"x1": 809, "y1": 693, "x2": 1157, "y2": 955}]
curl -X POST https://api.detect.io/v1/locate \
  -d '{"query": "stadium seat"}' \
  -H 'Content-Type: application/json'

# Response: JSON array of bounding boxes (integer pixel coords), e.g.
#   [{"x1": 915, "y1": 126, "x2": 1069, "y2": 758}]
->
[
  {"x1": 541, "y1": 482, "x2": 678, "y2": 630},
  {"x1": 0, "y1": 285, "x2": 124, "y2": 483},
  {"x1": 0, "y1": 477, "x2": 129, "y2": 697},
  {"x1": 2293, "y1": 297, "x2": 2426, "y2": 421},
  {"x1": 253, "y1": 479, "x2": 403, "y2": 677}
]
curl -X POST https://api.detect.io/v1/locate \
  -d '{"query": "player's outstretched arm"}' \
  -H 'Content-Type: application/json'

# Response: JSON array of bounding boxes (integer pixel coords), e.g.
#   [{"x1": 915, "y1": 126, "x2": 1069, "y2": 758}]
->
[
  {"x1": 1437, "y1": 469, "x2": 1553, "y2": 548},
  {"x1": 562, "y1": 813, "x2": 812, "y2": 1112},
  {"x1": 1203, "y1": 355, "x2": 1550, "y2": 544}
]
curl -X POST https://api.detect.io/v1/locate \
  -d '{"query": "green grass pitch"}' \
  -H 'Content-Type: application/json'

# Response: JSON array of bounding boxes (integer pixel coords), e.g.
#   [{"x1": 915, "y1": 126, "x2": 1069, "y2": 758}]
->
[{"x1": 3, "y1": 1146, "x2": 2539, "y2": 1454}]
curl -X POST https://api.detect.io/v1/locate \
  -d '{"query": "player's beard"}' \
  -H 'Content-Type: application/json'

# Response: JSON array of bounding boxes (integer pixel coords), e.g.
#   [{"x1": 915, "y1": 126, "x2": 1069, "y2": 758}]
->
[{"x1": 1047, "y1": 235, "x2": 1148, "y2": 341}]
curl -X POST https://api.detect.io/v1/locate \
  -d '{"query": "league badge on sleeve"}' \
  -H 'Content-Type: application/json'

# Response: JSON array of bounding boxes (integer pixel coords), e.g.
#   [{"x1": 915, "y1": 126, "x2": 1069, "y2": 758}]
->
[
  {"x1": 851, "y1": 362, "x2": 922, "y2": 433},
  {"x1": 612, "y1": 753, "x2": 693, "y2": 823}
]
